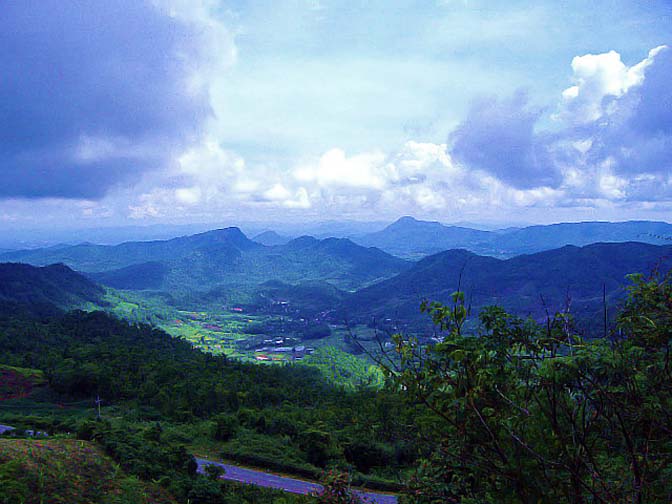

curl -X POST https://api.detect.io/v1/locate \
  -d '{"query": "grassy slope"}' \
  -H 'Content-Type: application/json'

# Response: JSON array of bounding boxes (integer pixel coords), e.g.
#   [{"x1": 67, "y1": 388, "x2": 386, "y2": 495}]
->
[
  {"x1": 300, "y1": 346, "x2": 384, "y2": 388},
  {"x1": 0, "y1": 365, "x2": 46, "y2": 400},
  {"x1": 0, "y1": 439, "x2": 176, "y2": 504}
]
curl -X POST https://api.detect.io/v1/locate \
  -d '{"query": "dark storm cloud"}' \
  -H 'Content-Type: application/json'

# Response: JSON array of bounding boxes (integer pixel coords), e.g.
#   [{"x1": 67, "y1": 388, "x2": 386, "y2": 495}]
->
[
  {"x1": 0, "y1": 1, "x2": 211, "y2": 199},
  {"x1": 449, "y1": 91, "x2": 560, "y2": 189}
]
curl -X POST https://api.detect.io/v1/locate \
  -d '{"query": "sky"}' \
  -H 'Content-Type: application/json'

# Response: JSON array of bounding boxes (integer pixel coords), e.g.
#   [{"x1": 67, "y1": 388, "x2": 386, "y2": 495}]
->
[{"x1": 1, "y1": 0, "x2": 671, "y2": 230}]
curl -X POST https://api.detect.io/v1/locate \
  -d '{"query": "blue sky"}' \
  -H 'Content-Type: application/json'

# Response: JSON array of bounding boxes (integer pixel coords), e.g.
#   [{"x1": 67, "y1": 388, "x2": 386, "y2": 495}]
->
[{"x1": 1, "y1": 0, "x2": 671, "y2": 228}]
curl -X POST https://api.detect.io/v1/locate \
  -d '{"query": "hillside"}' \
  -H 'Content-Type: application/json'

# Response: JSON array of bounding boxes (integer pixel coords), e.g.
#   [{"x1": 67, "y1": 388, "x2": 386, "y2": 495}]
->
[
  {"x1": 89, "y1": 261, "x2": 168, "y2": 290},
  {"x1": 253, "y1": 279, "x2": 346, "y2": 315},
  {"x1": 353, "y1": 217, "x2": 672, "y2": 258},
  {"x1": 0, "y1": 229, "x2": 411, "y2": 294},
  {"x1": 341, "y1": 242, "x2": 672, "y2": 327},
  {"x1": 0, "y1": 241, "x2": 670, "y2": 503},
  {"x1": 0, "y1": 307, "x2": 409, "y2": 501},
  {"x1": 0, "y1": 439, "x2": 176, "y2": 504},
  {"x1": 0, "y1": 228, "x2": 258, "y2": 272},
  {"x1": 0, "y1": 262, "x2": 104, "y2": 314}
]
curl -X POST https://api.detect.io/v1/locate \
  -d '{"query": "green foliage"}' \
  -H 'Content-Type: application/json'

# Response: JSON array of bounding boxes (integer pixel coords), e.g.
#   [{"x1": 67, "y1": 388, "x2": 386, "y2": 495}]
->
[
  {"x1": 314, "y1": 470, "x2": 368, "y2": 504},
  {"x1": 0, "y1": 307, "x2": 410, "y2": 498},
  {"x1": 343, "y1": 438, "x2": 395, "y2": 474},
  {"x1": 186, "y1": 477, "x2": 223, "y2": 504},
  {"x1": 0, "y1": 439, "x2": 175, "y2": 504},
  {"x1": 618, "y1": 272, "x2": 672, "y2": 348},
  {"x1": 299, "y1": 428, "x2": 338, "y2": 468},
  {"x1": 301, "y1": 346, "x2": 384, "y2": 389},
  {"x1": 391, "y1": 276, "x2": 672, "y2": 503},
  {"x1": 303, "y1": 323, "x2": 333, "y2": 340},
  {"x1": 212, "y1": 413, "x2": 239, "y2": 441},
  {"x1": 204, "y1": 463, "x2": 225, "y2": 480},
  {"x1": 0, "y1": 459, "x2": 29, "y2": 504},
  {"x1": 0, "y1": 263, "x2": 104, "y2": 316}
]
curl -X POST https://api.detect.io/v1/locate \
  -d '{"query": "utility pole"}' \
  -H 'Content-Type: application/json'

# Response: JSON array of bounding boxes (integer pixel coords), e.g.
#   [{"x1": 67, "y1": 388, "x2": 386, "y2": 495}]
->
[{"x1": 95, "y1": 395, "x2": 103, "y2": 420}]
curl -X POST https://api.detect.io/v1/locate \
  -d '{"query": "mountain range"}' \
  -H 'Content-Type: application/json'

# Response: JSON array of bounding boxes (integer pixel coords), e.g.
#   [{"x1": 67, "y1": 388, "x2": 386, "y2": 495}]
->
[
  {"x1": 0, "y1": 228, "x2": 410, "y2": 295},
  {"x1": 2, "y1": 221, "x2": 672, "y2": 330},
  {"x1": 3, "y1": 239, "x2": 671, "y2": 334},
  {"x1": 353, "y1": 217, "x2": 672, "y2": 258},
  {"x1": 340, "y1": 242, "x2": 672, "y2": 329}
]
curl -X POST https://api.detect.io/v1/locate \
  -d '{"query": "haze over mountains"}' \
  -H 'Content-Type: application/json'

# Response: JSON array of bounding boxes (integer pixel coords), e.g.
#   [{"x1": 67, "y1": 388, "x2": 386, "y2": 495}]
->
[
  {"x1": 352, "y1": 217, "x2": 672, "y2": 258},
  {"x1": 2, "y1": 218, "x2": 671, "y2": 330},
  {"x1": 0, "y1": 228, "x2": 410, "y2": 294}
]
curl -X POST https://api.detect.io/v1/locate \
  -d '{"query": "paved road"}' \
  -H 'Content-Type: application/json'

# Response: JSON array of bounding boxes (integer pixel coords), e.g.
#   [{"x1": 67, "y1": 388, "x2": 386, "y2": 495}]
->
[{"x1": 196, "y1": 458, "x2": 398, "y2": 504}]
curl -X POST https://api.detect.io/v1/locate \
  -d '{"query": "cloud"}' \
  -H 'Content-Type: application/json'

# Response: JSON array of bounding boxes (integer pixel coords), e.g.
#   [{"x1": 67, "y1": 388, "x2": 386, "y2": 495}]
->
[
  {"x1": 141, "y1": 135, "x2": 567, "y2": 220},
  {"x1": 293, "y1": 149, "x2": 390, "y2": 190},
  {"x1": 5, "y1": 16, "x2": 670, "y2": 228},
  {"x1": 446, "y1": 45, "x2": 672, "y2": 207},
  {"x1": 558, "y1": 46, "x2": 666, "y2": 125},
  {"x1": 89, "y1": 44, "x2": 672, "y2": 224},
  {"x1": 449, "y1": 91, "x2": 559, "y2": 188},
  {"x1": 562, "y1": 46, "x2": 672, "y2": 200},
  {"x1": 0, "y1": 0, "x2": 234, "y2": 199}
]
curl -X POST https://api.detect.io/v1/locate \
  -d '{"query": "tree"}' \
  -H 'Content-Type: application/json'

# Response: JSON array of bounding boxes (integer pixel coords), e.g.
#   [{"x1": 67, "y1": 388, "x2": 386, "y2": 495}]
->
[
  {"x1": 388, "y1": 274, "x2": 672, "y2": 503},
  {"x1": 212, "y1": 413, "x2": 239, "y2": 441},
  {"x1": 299, "y1": 428, "x2": 337, "y2": 468},
  {"x1": 204, "y1": 463, "x2": 225, "y2": 481},
  {"x1": 314, "y1": 470, "x2": 369, "y2": 504}
]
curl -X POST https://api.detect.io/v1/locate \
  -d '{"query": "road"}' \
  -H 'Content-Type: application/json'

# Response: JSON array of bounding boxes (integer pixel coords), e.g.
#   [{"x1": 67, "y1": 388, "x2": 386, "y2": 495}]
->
[
  {"x1": 196, "y1": 457, "x2": 398, "y2": 504},
  {"x1": 0, "y1": 428, "x2": 397, "y2": 502}
]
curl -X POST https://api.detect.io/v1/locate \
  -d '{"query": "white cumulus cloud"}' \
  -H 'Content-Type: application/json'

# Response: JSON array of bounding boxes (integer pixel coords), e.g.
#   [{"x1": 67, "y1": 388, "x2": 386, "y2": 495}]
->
[{"x1": 558, "y1": 45, "x2": 667, "y2": 124}]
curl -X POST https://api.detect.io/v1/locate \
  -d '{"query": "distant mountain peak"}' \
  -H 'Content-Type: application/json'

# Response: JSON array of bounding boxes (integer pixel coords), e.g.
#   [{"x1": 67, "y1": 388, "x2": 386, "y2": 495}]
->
[
  {"x1": 196, "y1": 226, "x2": 248, "y2": 240},
  {"x1": 252, "y1": 230, "x2": 292, "y2": 246},
  {"x1": 185, "y1": 227, "x2": 258, "y2": 251},
  {"x1": 286, "y1": 235, "x2": 319, "y2": 248},
  {"x1": 387, "y1": 216, "x2": 446, "y2": 230}
]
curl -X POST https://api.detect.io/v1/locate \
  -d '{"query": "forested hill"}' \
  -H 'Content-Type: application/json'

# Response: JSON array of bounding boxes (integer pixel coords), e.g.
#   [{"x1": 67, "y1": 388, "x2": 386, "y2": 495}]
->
[
  {"x1": 0, "y1": 262, "x2": 104, "y2": 315},
  {"x1": 0, "y1": 228, "x2": 258, "y2": 272},
  {"x1": 341, "y1": 241, "x2": 672, "y2": 326},
  {"x1": 0, "y1": 228, "x2": 411, "y2": 293},
  {"x1": 0, "y1": 298, "x2": 412, "y2": 502}
]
